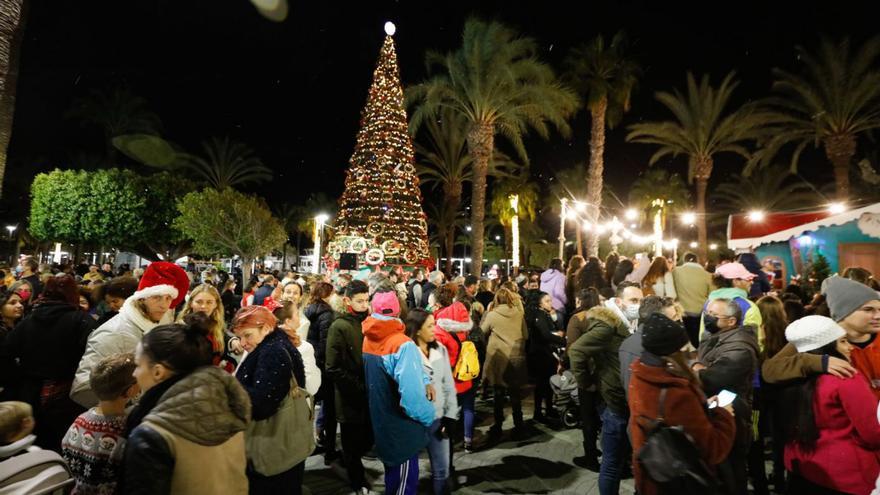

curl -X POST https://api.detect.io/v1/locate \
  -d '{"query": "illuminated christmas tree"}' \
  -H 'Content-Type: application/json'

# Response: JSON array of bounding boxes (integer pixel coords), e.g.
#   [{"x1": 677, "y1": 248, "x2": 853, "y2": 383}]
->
[{"x1": 328, "y1": 22, "x2": 431, "y2": 269}]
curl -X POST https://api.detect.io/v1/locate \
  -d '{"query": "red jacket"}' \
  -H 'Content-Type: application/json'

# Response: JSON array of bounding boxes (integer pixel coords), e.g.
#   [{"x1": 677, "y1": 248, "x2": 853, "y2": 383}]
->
[
  {"x1": 785, "y1": 373, "x2": 880, "y2": 495},
  {"x1": 851, "y1": 340, "x2": 880, "y2": 397},
  {"x1": 628, "y1": 358, "x2": 736, "y2": 495},
  {"x1": 434, "y1": 328, "x2": 472, "y2": 394}
]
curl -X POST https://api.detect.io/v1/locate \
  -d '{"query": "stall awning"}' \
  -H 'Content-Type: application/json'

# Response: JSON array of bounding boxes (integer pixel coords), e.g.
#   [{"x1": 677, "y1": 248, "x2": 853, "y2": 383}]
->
[{"x1": 727, "y1": 203, "x2": 880, "y2": 250}]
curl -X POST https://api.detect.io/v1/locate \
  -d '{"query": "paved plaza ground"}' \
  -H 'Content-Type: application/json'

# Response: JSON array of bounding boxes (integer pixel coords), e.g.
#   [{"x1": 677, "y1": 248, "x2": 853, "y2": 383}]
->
[{"x1": 304, "y1": 389, "x2": 635, "y2": 495}]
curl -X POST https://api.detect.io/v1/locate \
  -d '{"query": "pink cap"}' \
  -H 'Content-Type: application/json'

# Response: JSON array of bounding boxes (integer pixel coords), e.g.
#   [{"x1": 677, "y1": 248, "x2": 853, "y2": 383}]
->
[
  {"x1": 371, "y1": 291, "x2": 401, "y2": 317},
  {"x1": 715, "y1": 262, "x2": 756, "y2": 280}
]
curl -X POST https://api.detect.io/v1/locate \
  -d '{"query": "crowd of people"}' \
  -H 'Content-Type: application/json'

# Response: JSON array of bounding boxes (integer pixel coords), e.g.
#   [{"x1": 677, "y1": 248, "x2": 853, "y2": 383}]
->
[{"x1": 1, "y1": 250, "x2": 880, "y2": 495}]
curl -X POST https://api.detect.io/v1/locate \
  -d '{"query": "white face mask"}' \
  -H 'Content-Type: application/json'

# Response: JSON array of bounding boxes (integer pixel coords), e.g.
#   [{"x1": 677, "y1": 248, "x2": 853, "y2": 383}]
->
[{"x1": 624, "y1": 304, "x2": 640, "y2": 322}]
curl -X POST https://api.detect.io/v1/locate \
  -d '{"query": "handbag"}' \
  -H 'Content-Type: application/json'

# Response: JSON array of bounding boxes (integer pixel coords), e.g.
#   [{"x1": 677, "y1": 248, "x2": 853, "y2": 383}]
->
[{"x1": 245, "y1": 348, "x2": 316, "y2": 476}]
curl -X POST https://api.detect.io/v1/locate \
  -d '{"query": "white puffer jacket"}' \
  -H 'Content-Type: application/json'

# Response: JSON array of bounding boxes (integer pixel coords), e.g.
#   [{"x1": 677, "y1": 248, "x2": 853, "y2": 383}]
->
[{"x1": 71, "y1": 297, "x2": 174, "y2": 407}]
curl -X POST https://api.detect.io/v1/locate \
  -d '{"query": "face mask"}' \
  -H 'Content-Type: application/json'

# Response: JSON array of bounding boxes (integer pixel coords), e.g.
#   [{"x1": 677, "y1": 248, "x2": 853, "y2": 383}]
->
[
  {"x1": 17, "y1": 290, "x2": 31, "y2": 302},
  {"x1": 624, "y1": 304, "x2": 640, "y2": 321},
  {"x1": 704, "y1": 314, "x2": 721, "y2": 334}
]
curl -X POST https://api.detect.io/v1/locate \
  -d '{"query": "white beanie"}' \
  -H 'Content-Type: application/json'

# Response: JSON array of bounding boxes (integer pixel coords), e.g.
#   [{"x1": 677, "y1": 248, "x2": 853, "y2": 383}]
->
[{"x1": 785, "y1": 315, "x2": 846, "y2": 353}]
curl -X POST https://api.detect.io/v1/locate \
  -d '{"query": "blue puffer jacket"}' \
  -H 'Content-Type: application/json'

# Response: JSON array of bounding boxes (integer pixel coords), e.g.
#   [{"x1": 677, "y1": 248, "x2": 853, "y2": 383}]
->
[{"x1": 362, "y1": 314, "x2": 433, "y2": 466}]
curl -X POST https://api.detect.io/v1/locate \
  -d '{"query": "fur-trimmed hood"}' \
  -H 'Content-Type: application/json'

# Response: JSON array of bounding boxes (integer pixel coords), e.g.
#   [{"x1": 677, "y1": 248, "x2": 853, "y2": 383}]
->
[{"x1": 586, "y1": 305, "x2": 629, "y2": 335}]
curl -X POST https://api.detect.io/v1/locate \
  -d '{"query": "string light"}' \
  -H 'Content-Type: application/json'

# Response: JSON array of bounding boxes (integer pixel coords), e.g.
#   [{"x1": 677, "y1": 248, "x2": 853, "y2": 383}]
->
[
  {"x1": 709, "y1": 243, "x2": 718, "y2": 250},
  {"x1": 681, "y1": 212, "x2": 696, "y2": 225},
  {"x1": 625, "y1": 209, "x2": 638, "y2": 221},
  {"x1": 575, "y1": 201, "x2": 587, "y2": 213},
  {"x1": 748, "y1": 210, "x2": 765, "y2": 222},
  {"x1": 828, "y1": 202, "x2": 846, "y2": 214},
  {"x1": 689, "y1": 241, "x2": 698, "y2": 248}
]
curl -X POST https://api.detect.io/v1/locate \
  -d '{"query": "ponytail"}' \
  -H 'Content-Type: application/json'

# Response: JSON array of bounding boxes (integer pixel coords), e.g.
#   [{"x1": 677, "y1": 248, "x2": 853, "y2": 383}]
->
[{"x1": 141, "y1": 312, "x2": 214, "y2": 374}]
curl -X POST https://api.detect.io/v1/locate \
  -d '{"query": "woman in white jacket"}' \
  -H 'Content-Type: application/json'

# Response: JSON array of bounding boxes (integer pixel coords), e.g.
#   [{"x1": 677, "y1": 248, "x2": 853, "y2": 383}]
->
[
  {"x1": 641, "y1": 256, "x2": 677, "y2": 299},
  {"x1": 71, "y1": 262, "x2": 190, "y2": 407},
  {"x1": 274, "y1": 301, "x2": 321, "y2": 396},
  {"x1": 405, "y1": 308, "x2": 458, "y2": 495}
]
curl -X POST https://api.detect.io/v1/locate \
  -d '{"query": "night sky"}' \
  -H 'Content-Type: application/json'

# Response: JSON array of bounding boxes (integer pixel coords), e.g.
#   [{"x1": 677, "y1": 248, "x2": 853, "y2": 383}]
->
[{"x1": 6, "y1": 1, "x2": 878, "y2": 232}]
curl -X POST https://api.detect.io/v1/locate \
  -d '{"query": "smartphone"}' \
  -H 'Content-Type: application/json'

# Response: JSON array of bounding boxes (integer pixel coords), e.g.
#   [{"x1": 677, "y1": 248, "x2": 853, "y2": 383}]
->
[{"x1": 708, "y1": 389, "x2": 737, "y2": 409}]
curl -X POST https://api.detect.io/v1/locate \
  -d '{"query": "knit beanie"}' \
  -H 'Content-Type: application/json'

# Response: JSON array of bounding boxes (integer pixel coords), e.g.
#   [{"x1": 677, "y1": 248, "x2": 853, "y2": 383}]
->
[
  {"x1": 824, "y1": 276, "x2": 880, "y2": 322},
  {"x1": 785, "y1": 315, "x2": 845, "y2": 352},
  {"x1": 641, "y1": 313, "x2": 690, "y2": 356}
]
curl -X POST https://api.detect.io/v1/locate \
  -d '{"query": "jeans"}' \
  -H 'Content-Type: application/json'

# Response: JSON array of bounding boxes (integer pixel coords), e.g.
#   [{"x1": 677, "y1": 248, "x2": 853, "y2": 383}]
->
[
  {"x1": 493, "y1": 386, "x2": 523, "y2": 428},
  {"x1": 427, "y1": 419, "x2": 451, "y2": 495},
  {"x1": 340, "y1": 421, "x2": 373, "y2": 491},
  {"x1": 579, "y1": 387, "x2": 602, "y2": 457},
  {"x1": 384, "y1": 454, "x2": 419, "y2": 495},
  {"x1": 598, "y1": 408, "x2": 629, "y2": 495},
  {"x1": 458, "y1": 388, "x2": 475, "y2": 441},
  {"x1": 247, "y1": 460, "x2": 304, "y2": 495}
]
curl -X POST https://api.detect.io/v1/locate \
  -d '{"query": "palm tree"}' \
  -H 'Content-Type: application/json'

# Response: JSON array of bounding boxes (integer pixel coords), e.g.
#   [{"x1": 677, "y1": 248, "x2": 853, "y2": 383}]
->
[
  {"x1": 714, "y1": 164, "x2": 818, "y2": 214},
  {"x1": 627, "y1": 72, "x2": 768, "y2": 262},
  {"x1": 628, "y1": 169, "x2": 691, "y2": 232},
  {"x1": 183, "y1": 136, "x2": 272, "y2": 190},
  {"x1": 749, "y1": 36, "x2": 880, "y2": 199},
  {"x1": 66, "y1": 87, "x2": 163, "y2": 162},
  {"x1": 415, "y1": 108, "x2": 518, "y2": 273},
  {"x1": 408, "y1": 17, "x2": 578, "y2": 276},
  {"x1": 490, "y1": 172, "x2": 539, "y2": 261},
  {"x1": 564, "y1": 31, "x2": 640, "y2": 257},
  {"x1": 0, "y1": 0, "x2": 27, "y2": 196},
  {"x1": 425, "y1": 201, "x2": 466, "y2": 274}
]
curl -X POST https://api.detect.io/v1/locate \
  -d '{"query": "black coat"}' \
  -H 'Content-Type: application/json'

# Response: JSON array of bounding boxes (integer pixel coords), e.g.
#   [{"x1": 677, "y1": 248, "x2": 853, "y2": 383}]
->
[
  {"x1": 526, "y1": 307, "x2": 565, "y2": 373},
  {"x1": 235, "y1": 328, "x2": 304, "y2": 421},
  {"x1": 325, "y1": 311, "x2": 369, "y2": 423},
  {"x1": 304, "y1": 302, "x2": 335, "y2": 368}
]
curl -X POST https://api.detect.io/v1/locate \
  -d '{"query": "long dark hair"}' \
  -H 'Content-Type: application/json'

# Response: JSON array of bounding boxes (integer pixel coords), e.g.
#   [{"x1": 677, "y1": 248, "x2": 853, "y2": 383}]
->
[
  {"x1": 604, "y1": 252, "x2": 619, "y2": 287},
  {"x1": 37, "y1": 274, "x2": 80, "y2": 307},
  {"x1": 309, "y1": 282, "x2": 334, "y2": 306},
  {"x1": 783, "y1": 340, "x2": 845, "y2": 452},
  {"x1": 574, "y1": 288, "x2": 600, "y2": 314},
  {"x1": 612, "y1": 259, "x2": 634, "y2": 288},
  {"x1": 141, "y1": 313, "x2": 214, "y2": 374},
  {"x1": 548, "y1": 258, "x2": 564, "y2": 272},
  {"x1": 757, "y1": 296, "x2": 788, "y2": 360},
  {"x1": 404, "y1": 308, "x2": 437, "y2": 349},
  {"x1": 576, "y1": 257, "x2": 606, "y2": 292}
]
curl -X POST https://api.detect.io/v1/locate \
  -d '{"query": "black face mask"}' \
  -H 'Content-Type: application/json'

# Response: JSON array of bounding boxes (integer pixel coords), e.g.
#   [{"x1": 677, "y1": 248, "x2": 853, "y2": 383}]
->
[{"x1": 704, "y1": 314, "x2": 722, "y2": 334}]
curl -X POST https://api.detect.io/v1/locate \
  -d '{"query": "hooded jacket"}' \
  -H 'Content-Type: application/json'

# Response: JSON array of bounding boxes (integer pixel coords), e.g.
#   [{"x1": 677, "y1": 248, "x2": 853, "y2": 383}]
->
[
  {"x1": 434, "y1": 302, "x2": 475, "y2": 394},
  {"x1": 123, "y1": 366, "x2": 251, "y2": 495},
  {"x1": 568, "y1": 305, "x2": 631, "y2": 415},
  {"x1": 72, "y1": 297, "x2": 174, "y2": 407},
  {"x1": 628, "y1": 357, "x2": 736, "y2": 495},
  {"x1": 539, "y1": 269, "x2": 567, "y2": 311},
  {"x1": 362, "y1": 314, "x2": 433, "y2": 466},
  {"x1": 325, "y1": 311, "x2": 369, "y2": 423},
  {"x1": 304, "y1": 301, "x2": 335, "y2": 368}
]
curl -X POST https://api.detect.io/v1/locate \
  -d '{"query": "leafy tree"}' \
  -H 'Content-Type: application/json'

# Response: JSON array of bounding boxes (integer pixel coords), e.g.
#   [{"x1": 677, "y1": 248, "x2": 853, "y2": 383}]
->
[
  {"x1": 627, "y1": 72, "x2": 768, "y2": 262},
  {"x1": 29, "y1": 169, "x2": 194, "y2": 260},
  {"x1": 490, "y1": 172, "x2": 538, "y2": 260},
  {"x1": 564, "y1": 31, "x2": 640, "y2": 257},
  {"x1": 408, "y1": 17, "x2": 578, "y2": 276},
  {"x1": 174, "y1": 188, "x2": 286, "y2": 280},
  {"x1": 750, "y1": 36, "x2": 880, "y2": 199}
]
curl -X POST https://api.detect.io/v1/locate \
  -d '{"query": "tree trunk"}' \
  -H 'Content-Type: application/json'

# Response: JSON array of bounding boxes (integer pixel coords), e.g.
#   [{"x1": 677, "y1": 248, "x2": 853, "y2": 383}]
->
[
  {"x1": 241, "y1": 256, "x2": 254, "y2": 282},
  {"x1": 694, "y1": 157, "x2": 713, "y2": 264},
  {"x1": 0, "y1": 0, "x2": 27, "y2": 198},
  {"x1": 442, "y1": 184, "x2": 462, "y2": 277},
  {"x1": 575, "y1": 226, "x2": 583, "y2": 258},
  {"x1": 467, "y1": 121, "x2": 494, "y2": 277},
  {"x1": 296, "y1": 231, "x2": 302, "y2": 271},
  {"x1": 585, "y1": 97, "x2": 608, "y2": 258},
  {"x1": 824, "y1": 133, "x2": 856, "y2": 200}
]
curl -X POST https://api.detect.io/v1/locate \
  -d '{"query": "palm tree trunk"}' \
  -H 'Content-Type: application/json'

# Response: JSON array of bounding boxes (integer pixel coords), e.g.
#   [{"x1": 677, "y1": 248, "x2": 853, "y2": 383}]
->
[
  {"x1": 467, "y1": 122, "x2": 494, "y2": 277},
  {"x1": 575, "y1": 227, "x2": 583, "y2": 258},
  {"x1": 443, "y1": 185, "x2": 462, "y2": 277},
  {"x1": 694, "y1": 157, "x2": 713, "y2": 264},
  {"x1": 0, "y1": 0, "x2": 27, "y2": 197},
  {"x1": 825, "y1": 134, "x2": 856, "y2": 200},
  {"x1": 585, "y1": 97, "x2": 608, "y2": 258}
]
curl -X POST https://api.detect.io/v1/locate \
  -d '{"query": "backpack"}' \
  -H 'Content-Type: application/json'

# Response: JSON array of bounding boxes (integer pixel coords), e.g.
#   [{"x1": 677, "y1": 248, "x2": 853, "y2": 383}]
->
[
  {"x1": 636, "y1": 387, "x2": 717, "y2": 494},
  {"x1": 450, "y1": 332, "x2": 480, "y2": 382}
]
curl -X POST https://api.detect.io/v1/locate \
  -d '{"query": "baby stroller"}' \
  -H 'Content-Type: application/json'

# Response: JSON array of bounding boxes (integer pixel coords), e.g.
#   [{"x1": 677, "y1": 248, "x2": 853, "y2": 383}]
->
[
  {"x1": 0, "y1": 450, "x2": 74, "y2": 494},
  {"x1": 549, "y1": 370, "x2": 580, "y2": 428}
]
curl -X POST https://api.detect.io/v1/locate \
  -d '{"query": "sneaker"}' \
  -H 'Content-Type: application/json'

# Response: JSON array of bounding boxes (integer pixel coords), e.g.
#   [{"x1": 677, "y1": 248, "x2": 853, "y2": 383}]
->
[
  {"x1": 464, "y1": 441, "x2": 473, "y2": 453},
  {"x1": 572, "y1": 455, "x2": 601, "y2": 472}
]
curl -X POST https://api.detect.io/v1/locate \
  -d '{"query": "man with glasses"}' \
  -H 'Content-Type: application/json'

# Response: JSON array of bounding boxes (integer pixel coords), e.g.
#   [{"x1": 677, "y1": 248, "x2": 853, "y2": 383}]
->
[{"x1": 692, "y1": 297, "x2": 759, "y2": 495}]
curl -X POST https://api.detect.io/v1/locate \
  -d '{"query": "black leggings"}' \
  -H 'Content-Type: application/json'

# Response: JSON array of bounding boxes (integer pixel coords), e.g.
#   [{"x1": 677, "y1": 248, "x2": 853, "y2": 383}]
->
[{"x1": 533, "y1": 366, "x2": 555, "y2": 417}]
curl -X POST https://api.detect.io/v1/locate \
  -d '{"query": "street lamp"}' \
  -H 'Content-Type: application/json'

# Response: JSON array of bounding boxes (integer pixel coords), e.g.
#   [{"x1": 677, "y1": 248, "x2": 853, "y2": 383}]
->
[
  {"x1": 681, "y1": 212, "x2": 696, "y2": 225},
  {"x1": 558, "y1": 198, "x2": 567, "y2": 259},
  {"x1": 313, "y1": 214, "x2": 329, "y2": 274},
  {"x1": 509, "y1": 194, "x2": 520, "y2": 272},
  {"x1": 5, "y1": 225, "x2": 16, "y2": 264}
]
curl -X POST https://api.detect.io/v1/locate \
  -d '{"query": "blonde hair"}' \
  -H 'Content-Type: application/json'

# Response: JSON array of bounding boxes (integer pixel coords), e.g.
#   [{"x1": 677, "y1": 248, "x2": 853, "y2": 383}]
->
[
  {"x1": 0, "y1": 401, "x2": 32, "y2": 443},
  {"x1": 493, "y1": 287, "x2": 519, "y2": 308},
  {"x1": 177, "y1": 284, "x2": 226, "y2": 353}
]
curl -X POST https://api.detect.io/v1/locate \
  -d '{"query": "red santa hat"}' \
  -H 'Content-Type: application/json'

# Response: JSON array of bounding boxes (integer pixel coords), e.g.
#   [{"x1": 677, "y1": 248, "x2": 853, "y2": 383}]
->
[
  {"x1": 435, "y1": 301, "x2": 473, "y2": 333},
  {"x1": 133, "y1": 261, "x2": 190, "y2": 309}
]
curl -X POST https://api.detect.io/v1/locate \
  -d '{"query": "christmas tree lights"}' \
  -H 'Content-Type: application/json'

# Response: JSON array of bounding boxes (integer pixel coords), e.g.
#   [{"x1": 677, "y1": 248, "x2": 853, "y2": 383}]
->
[{"x1": 328, "y1": 24, "x2": 431, "y2": 268}]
